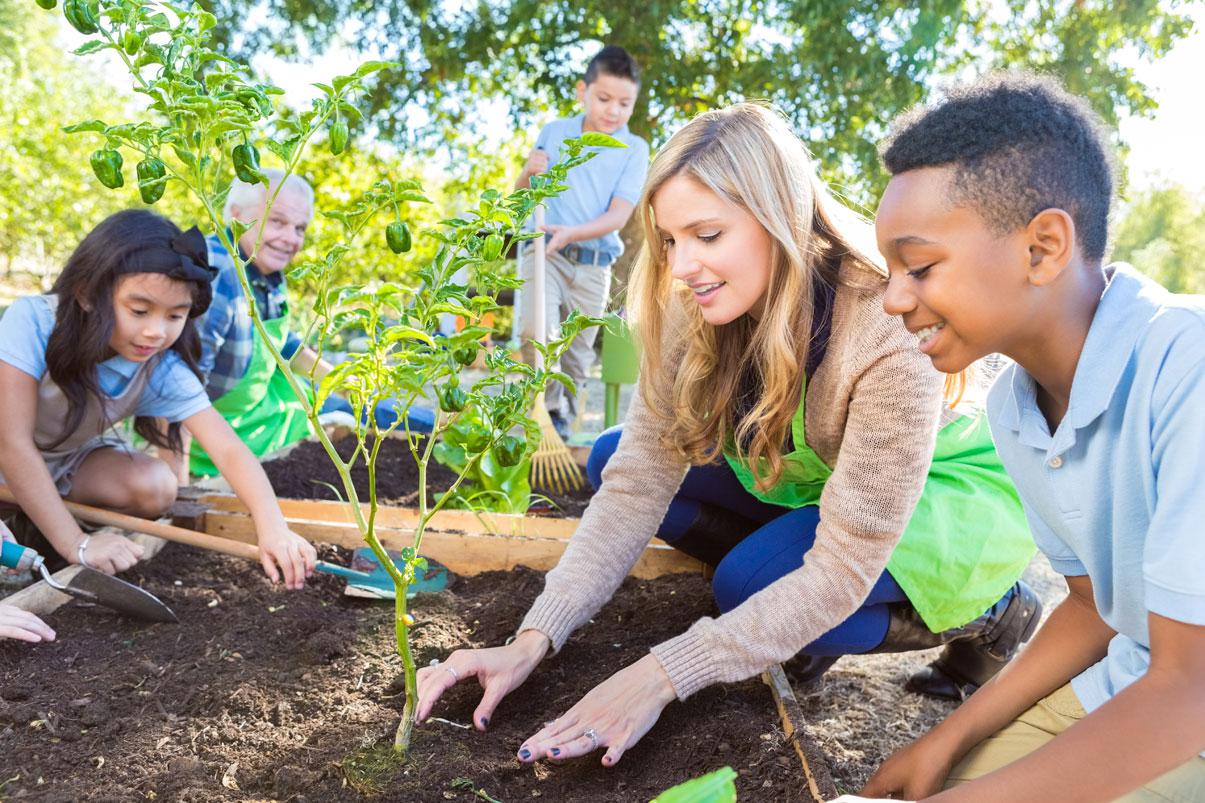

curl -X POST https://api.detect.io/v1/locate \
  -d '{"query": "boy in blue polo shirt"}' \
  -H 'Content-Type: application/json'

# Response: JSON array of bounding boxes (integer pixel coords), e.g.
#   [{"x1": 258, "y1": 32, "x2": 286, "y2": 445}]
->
[
  {"x1": 514, "y1": 45, "x2": 650, "y2": 435},
  {"x1": 852, "y1": 73, "x2": 1205, "y2": 801}
]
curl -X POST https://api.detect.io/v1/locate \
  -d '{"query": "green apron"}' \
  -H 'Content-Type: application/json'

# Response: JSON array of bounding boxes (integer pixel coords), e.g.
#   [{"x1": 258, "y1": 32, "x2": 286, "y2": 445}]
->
[
  {"x1": 190, "y1": 312, "x2": 314, "y2": 477},
  {"x1": 724, "y1": 376, "x2": 1034, "y2": 632}
]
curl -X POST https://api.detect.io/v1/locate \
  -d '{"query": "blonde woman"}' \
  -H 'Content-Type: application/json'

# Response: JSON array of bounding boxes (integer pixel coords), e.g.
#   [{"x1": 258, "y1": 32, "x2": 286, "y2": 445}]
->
[{"x1": 416, "y1": 103, "x2": 1038, "y2": 766}]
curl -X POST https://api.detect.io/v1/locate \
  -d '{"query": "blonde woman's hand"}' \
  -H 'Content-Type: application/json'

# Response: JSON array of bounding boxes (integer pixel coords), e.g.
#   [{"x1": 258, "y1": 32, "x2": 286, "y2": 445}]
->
[
  {"x1": 416, "y1": 630, "x2": 551, "y2": 731},
  {"x1": 517, "y1": 653, "x2": 677, "y2": 767}
]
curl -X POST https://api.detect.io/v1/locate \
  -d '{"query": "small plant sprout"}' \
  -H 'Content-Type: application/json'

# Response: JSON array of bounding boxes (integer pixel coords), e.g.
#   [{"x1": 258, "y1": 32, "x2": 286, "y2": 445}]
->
[{"x1": 48, "y1": 0, "x2": 614, "y2": 753}]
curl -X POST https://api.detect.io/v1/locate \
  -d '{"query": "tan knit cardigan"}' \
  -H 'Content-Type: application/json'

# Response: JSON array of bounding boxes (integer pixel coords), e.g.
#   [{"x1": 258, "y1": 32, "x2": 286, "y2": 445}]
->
[{"x1": 519, "y1": 263, "x2": 946, "y2": 699}]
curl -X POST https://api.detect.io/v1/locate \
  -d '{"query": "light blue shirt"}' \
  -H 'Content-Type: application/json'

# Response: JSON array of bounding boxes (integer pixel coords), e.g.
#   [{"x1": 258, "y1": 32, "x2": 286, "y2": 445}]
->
[
  {"x1": 534, "y1": 115, "x2": 650, "y2": 260},
  {"x1": 987, "y1": 264, "x2": 1205, "y2": 725},
  {"x1": 0, "y1": 295, "x2": 210, "y2": 422}
]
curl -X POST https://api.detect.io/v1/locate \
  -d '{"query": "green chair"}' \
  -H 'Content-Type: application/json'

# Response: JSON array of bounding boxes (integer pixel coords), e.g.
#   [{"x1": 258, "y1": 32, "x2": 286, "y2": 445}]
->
[{"x1": 600, "y1": 315, "x2": 641, "y2": 429}]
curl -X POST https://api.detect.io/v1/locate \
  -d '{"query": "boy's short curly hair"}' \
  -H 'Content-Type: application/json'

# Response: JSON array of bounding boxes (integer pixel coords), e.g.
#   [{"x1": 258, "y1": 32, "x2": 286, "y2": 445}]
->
[
  {"x1": 880, "y1": 71, "x2": 1115, "y2": 263},
  {"x1": 584, "y1": 45, "x2": 641, "y2": 85}
]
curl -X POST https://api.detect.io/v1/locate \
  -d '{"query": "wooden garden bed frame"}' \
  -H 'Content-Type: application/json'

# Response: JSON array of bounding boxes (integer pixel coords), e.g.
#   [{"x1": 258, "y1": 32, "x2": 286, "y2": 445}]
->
[{"x1": 6, "y1": 491, "x2": 838, "y2": 801}]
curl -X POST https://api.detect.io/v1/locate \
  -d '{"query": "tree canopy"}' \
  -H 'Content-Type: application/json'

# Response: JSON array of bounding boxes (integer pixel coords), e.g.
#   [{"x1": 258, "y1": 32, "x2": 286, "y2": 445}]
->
[
  {"x1": 202, "y1": 0, "x2": 1197, "y2": 202},
  {"x1": 1113, "y1": 184, "x2": 1205, "y2": 294},
  {"x1": 0, "y1": 0, "x2": 136, "y2": 280}
]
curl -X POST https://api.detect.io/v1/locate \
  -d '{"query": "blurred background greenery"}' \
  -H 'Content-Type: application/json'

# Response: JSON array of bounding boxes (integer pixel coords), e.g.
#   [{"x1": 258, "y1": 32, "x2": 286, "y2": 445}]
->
[{"x1": 2, "y1": 0, "x2": 1202, "y2": 296}]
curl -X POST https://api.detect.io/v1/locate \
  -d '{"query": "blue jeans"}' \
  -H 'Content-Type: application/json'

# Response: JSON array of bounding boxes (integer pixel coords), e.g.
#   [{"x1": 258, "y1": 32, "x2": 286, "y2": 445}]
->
[
  {"x1": 318, "y1": 395, "x2": 436, "y2": 434},
  {"x1": 587, "y1": 426, "x2": 907, "y2": 655}
]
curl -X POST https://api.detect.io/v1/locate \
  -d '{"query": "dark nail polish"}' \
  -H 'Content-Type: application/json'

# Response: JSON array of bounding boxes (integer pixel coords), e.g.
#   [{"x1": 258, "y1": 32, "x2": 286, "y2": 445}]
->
[
  {"x1": 551, "y1": 748, "x2": 561, "y2": 757},
  {"x1": 481, "y1": 717, "x2": 489, "y2": 727},
  {"x1": 519, "y1": 749, "x2": 530, "y2": 760}
]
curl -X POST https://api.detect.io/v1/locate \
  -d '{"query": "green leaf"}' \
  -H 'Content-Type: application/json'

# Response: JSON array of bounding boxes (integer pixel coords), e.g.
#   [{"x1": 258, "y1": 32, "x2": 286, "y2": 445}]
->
[
  {"x1": 228, "y1": 217, "x2": 253, "y2": 244},
  {"x1": 351, "y1": 60, "x2": 399, "y2": 79},
  {"x1": 195, "y1": 10, "x2": 218, "y2": 33},
  {"x1": 73, "y1": 41, "x2": 111, "y2": 56},
  {"x1": 381, "y1": 326, "x2": 435, "y2": 348},
  {"x1": 263, "y1": 136, "x2": 301, "y2": 164},
  {"x1": 652, "y1": 767, "x2": 738, "y2": 803},
  {"x1": 577, "y1": 132, "x2": 626, "y2": 149},
  {"x1": 546, "y1": 371, "x2": 576, "y2": 396},
  {"x1": 62, "y1": 120, "x2": 109, "y2": 134}
]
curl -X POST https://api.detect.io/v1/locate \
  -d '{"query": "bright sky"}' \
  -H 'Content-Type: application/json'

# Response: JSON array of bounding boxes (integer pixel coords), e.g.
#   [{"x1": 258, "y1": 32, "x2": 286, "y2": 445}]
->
[{"x1": 1116, "y1": 5, "x2": 1205, "y2": 192}]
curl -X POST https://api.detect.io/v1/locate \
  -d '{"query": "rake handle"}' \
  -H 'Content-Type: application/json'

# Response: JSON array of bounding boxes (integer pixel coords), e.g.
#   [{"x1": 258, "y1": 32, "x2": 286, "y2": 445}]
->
[{"x1": 532, "y1": 205, "x2": 546, "y2": 372}]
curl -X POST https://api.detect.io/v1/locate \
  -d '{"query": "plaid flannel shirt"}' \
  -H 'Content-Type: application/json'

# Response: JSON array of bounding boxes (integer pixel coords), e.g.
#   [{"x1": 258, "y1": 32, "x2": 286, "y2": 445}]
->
[{"x1": 197, "y1": 233, "x2": 301, "y2": 400}]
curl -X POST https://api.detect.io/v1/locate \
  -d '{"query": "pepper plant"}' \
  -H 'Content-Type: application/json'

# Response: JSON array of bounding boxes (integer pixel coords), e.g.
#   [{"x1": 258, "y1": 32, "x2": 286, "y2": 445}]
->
[{"x1": 44, "y1": 0, "x2": 612, "y2": 753}]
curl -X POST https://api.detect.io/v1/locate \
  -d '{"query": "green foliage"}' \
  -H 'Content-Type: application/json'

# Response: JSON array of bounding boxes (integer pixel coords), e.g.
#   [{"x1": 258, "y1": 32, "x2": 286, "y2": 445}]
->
[
  {"x1": 1112, "y1": 184, "x2": 1205, "y2": 294},
  {"x1": 0, "y1": 1, "x2": 145, "y2": 280},
  {"x1": 199, "y1": 0, "x2": 1195, "y2": 203},
  {"x1": 44, "y1": 0, "x2": 604, "y2": 755},
  {"x1": 653, "y1": 766, "x2": 738, "y2": 803},
  {"x1": 433, "y1": 405, "x2": 531, "y2": 515}
]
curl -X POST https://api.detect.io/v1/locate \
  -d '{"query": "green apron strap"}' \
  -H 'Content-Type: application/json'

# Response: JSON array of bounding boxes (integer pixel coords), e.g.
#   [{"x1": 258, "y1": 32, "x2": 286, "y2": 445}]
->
[
  {"x1": 725, "y1": 373, "x2": 831, "y2": 507},
  {"x1": 724, "y1": 371, "x2": 1033, "y2": 631},
  {"x1": 190, "y1": 314, "x2": 313, "y2": 476}
]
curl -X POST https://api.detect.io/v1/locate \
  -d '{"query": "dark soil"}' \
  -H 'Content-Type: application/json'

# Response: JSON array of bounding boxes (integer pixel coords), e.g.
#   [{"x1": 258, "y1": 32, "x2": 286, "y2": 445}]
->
[
  {"x1": 261, "y1": 435, "x2": 594, "y2": 517},
  {"x1": 0, "y1": 549, "x2": 806, "y2": 801}
]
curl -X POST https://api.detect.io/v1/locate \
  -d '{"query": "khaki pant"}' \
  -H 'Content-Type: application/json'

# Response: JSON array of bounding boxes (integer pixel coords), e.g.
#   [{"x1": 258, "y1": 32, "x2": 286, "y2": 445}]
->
[
  {"x1": 516, "y1": 244, "x2": 611, "y2": 420},
  {"x1": 947, "y1": 683, "x2": 1205, "y2": 801}
]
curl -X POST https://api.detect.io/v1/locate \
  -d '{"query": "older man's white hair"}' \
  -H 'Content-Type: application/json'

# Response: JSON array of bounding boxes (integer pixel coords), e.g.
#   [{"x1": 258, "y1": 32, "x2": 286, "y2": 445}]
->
[{"x1": 223, "y1": 168, "x2": 314, "y2": 220}]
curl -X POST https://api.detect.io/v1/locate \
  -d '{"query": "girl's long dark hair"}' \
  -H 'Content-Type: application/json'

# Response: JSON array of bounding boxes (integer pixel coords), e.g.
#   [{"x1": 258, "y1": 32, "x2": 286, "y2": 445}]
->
[{"x1": 46, "y1": 209, "x2": 207, "y2": 454}]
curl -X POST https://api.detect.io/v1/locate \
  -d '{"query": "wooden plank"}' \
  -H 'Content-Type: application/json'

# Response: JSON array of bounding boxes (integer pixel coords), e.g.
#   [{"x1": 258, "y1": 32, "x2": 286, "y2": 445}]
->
[
  {"x1": 762, "y1": 664, "x2": 838, "y2": 803},
  {"x1": 3, "y1": 566, "x2": 80, "y2": 617},
  {"x1": 201, "y1": 510, "x2": 702, "y2": 580},
  {"x1": 193, "y1": 493, "x2": 580, "y2": 539}
]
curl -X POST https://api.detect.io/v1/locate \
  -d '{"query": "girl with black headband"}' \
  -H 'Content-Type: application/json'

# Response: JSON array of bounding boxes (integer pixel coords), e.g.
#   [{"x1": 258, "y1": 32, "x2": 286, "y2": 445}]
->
[{"x1": 0, "y1": 209, "x2": 316, "y2": 588}]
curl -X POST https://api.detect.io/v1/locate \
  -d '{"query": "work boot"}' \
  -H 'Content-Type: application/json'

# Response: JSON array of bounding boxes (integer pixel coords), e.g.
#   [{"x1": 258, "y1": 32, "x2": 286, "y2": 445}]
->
[
  {"x1": 783, "y1": 654, "x2": 840, "y2": 690},
  {"x1": 876, "y1": 581, "x2": 1042, "y2": 701},
  {"x1": 667, "y1": 503, "x2": 759, "y2": 567}
]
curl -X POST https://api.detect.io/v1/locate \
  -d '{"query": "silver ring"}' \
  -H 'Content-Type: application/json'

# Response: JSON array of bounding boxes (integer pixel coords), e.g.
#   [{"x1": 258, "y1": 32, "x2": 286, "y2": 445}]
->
[
  {"x1": 444, "y1": 665, "x2": 459, "y2": 682},
  {"x1": 428, "y1": 658, "x2": 440, "y2": 666},
  {"x1": 582, "y1": 728, "x2": 599, "y2": 751},
  {"x1": 77, "y1": 535, "x2": 92, "y2": 569}
]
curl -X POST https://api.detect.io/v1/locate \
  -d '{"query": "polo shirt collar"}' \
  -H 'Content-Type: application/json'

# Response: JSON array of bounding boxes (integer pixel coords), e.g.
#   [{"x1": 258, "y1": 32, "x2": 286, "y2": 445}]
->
[
  {"x1": 100, "y1": 353, "x2": 140, "y2": 380},
  {"x1": 1000, "y1": 264, "x2": 1159, "y2": 454}
]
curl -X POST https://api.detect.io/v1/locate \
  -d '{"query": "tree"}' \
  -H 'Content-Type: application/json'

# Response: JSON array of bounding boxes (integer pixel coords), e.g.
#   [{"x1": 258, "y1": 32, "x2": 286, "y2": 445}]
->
[
  {"x1": 200, "y1": 0, "x2": 1197, "y2": 203},
  {"x1": 0, "y1": 0, "x2": 138, "y2": 281},
  {"x1": 1112, "y1": 184, "x2": 1205, "y2": 294}
]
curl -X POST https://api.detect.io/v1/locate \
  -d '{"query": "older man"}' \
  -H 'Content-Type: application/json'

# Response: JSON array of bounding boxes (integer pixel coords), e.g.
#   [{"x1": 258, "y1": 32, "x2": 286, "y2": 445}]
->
[
  {"x1": 190, "y1": 170, "x2": 430, "y2": 476},
  {"x1": 187, "y1": 170, "x2": 319, "y2": 476}
]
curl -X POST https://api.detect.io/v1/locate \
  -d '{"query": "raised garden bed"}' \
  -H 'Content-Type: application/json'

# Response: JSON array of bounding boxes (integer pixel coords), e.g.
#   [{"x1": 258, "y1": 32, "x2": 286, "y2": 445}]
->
[{"x1": 0, "y1": 437, "x2": 839, "y2": 801}]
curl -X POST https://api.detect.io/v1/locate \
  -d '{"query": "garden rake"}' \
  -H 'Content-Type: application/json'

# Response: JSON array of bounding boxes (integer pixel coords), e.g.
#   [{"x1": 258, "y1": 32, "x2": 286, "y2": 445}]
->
[{"x1": 528, "y1": 205, "x2": 584, "y2": 495}]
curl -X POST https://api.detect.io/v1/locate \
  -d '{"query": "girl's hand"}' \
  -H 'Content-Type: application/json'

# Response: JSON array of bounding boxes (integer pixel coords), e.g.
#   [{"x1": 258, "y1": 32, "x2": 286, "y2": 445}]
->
[
  {"x1": 256, "y1": 526, "x2": 316, "y2": 590},
  {"x1": 518, "y1": 652, "x2": 677, "y2": 767},
  {"x1": 858, "y1": 735, "x2": 956, "y2": 801},
  {"x1": 1, "y1": 521, "x2": 21, "y2": 577},
  {"x1": 416, "y1": 629, "x2": 551, "y2": 730},
  {"x1": 0, "y1": 603, "x2": 55, "y2": 642},
  {"x1": 77, "y1": 531, "x2": 145, "y2": 575}
]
